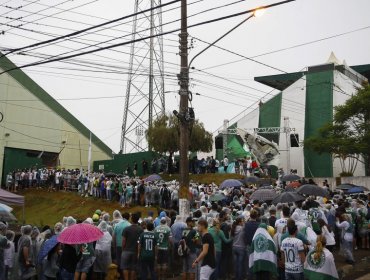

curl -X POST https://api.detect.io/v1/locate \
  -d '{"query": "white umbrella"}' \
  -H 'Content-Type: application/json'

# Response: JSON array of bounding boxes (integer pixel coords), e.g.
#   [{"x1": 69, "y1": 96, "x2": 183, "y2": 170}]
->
[{"x1": 0, "y1": 203, "x2": 13, "y2": 212}]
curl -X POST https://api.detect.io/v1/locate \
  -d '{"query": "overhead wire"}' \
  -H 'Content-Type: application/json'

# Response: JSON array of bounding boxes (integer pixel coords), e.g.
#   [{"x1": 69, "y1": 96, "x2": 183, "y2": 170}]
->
[
  {"x1": 204, "y1": 25, "x2": 370, "y2": 71},
  {"x1": 0, "y1": 0, "x2": 182, "y2": 56},
  {"x1": 2, "y1": 0, "x2": 100, "y2": 33},
  {"x1": 2, "y1": 0, "x2": 275, "y2": 85},
  {"x1": 8, "y1": 0, "x2": 245, "y2": 50},
  {"x1": 192, "y1": 36, "x2": 288, "y2": 74},
  {"x1": 0, "y1": 0, "x2": 183, "y2": 47},
  {"x1": 4, "y1": 32, "x2": 182, "y2": 75},
  {"x1": 0, "y1": 0, "x2": 39, "y2": 17},
  {"x1": 3, "y1": 0, "x2": 249, "y2": 68},
  {"x1": 0, "y1": 0, "x2": 297, "y2": 74}
]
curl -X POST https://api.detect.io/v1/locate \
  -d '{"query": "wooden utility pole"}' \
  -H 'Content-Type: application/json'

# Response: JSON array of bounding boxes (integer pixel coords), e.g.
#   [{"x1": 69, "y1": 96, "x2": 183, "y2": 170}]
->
[{"x1": 178, "y1": 0, "x2": 190, "y2": 219}]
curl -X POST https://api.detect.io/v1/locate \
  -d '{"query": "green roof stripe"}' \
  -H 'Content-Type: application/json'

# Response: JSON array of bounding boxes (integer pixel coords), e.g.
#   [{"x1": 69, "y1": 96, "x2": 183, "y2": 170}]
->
[
  {"x1": 0, "y1": 53, "x2": 113, "y2": 156},
  {"x1": 255, "y1": 72, "x2": 305, "y2": 91}
]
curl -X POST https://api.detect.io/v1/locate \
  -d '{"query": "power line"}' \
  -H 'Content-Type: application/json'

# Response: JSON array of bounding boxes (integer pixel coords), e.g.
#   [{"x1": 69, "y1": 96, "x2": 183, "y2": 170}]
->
[
  {"x1": 1, "y1": 0, "x2": 182, "y2": 47},
  {"x1": 192, "y1": 36, "x2": 288, "y2": 73},
  {"x1": 4, "y1": 0, "x2": 247, "y2": 67},
  {"x1": 1, "y1": 0, "x2": 269, "y2": 79},
  {"x1": 1, "y1": 0, "x2": 181, "y2": 57},
  {"x1": 2, "y1": 0, "x2": 100, "y2": 33},
  {"x1": 1, "y1": 50, "x2": 181, "y2": 79},
  {"x1": 1, "y1": 0, "x2": 296, "y2": 74},
  {"x1": 5, "y1": 33, "x2": 182, "y2": 74},
  {"x1": 192, "y1": 68, "x2": 269, "y2": 94},
  {"x1": 204, "y1": 24, "x2": 370, "y2": 70},
  {"x1": 0, "y1": 0, "x2": 39, "y2": 17}
]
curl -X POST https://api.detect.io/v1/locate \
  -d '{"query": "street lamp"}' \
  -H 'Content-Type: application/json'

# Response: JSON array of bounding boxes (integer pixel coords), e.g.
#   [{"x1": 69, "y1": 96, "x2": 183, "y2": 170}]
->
[
  {"x1": 253, "y1": 8, "x2": 266, "y2": 17},
  {"x1": 177, "y1": 4, "x2": 265, "y2": 219},
  {"x1": 189, "y1": 8, "x2": 265, "y2": 69}
]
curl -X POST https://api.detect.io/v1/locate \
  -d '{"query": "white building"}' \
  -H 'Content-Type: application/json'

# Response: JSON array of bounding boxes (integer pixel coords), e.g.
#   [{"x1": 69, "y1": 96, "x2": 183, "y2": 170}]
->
[{"x1": 217, "y1": 54, "x2": 370, "y2": 178}]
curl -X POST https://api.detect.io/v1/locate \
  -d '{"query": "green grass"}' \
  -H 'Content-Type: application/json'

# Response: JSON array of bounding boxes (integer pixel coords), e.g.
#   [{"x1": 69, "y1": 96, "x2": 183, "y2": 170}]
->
[
  {"x1": 12, "y1": 173, "x2": 244, "y2": 226},
  {"x1": 12, "y1": 189, "x2": 157, "y2": 226}
]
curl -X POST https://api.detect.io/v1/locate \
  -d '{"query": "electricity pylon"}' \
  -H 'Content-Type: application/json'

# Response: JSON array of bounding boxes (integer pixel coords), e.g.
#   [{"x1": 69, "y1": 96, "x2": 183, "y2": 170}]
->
[{"x1": 120, "y1": 0, "x2": 165, "y2": 154}]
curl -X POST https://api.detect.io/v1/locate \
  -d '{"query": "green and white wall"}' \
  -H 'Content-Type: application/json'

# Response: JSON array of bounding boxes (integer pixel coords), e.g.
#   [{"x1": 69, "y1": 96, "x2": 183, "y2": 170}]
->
[
  {"x1": 228, "y1": 62, "x2": 368, "y2": 178},
  {"x1": 0, "y1": 54, "x2": 112, "y2": 184}
]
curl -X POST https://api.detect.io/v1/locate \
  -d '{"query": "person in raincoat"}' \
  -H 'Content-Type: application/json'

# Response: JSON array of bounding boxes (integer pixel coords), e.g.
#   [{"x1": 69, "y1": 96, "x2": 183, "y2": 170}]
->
[
  {"x1": 0, "y1": 222, "x2": 10, "y2": 280},
  {"x1": 18, "y1": 225, "x2": 37, "y2": 280},
  {"x1": 304, "y1": 235, "x2": 338, "y2": 280},
  {"x1": 4, "y1": 230, "x2": 15, "y2": 280},
  {"x1": 94, "y1": 221, "x2": 112, "y2": 280}
]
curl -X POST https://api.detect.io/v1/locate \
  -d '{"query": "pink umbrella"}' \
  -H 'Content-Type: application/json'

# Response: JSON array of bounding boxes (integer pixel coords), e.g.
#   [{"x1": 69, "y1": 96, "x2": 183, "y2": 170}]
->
[{"x1": 58, "y1": 223, "x2": 103, "y2": 245}]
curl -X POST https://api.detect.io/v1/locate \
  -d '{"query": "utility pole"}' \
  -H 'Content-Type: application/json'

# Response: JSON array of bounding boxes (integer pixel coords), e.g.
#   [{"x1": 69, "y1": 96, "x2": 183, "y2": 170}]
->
[
  {"x1": 178, "y1": 0, "x2": 190, "y2": 219},
  {"x1": 284, "y1": 116, "x2": 291, "y2": 174}
]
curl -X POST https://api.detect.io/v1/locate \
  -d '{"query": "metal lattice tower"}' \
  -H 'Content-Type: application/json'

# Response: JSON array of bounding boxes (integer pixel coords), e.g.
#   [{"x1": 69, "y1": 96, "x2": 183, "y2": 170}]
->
[{"x1": 120, "y1": 0, "x2": 165, "y2": 154}]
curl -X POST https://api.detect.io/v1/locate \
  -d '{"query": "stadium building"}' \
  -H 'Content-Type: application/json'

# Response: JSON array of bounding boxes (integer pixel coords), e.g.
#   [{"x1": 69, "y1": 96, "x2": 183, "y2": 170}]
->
[
  {"x1": 216, "y1": 53, "x2": 370, "y2": 178},
  {"x1": 0, "y1": 53, "x2": 113, "y2": 185}
]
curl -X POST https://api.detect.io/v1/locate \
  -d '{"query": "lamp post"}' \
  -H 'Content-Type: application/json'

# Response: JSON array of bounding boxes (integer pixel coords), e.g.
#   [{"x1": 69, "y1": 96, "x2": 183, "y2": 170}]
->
[{"x1": 177, "y1": 3, "x2": 265, "y2": 219}]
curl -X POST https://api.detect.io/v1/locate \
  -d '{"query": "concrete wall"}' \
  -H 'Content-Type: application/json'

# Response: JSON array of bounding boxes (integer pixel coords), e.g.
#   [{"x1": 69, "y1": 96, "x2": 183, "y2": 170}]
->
[
  {"x1": 0, "y1": 65, "x2": 112, "y2": 183},
  {"x1": 311, "y1": 177, "x2": 370, "y2": 191}
]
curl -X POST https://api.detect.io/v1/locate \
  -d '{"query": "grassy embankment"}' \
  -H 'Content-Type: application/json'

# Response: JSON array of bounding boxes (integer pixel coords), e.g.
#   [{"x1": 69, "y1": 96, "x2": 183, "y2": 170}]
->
[{"x1": 13, "y1": 173, "x2": 243, "y2": 226}]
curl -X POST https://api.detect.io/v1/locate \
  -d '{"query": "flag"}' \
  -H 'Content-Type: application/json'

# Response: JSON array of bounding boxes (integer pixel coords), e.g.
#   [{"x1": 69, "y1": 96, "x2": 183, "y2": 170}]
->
[
  {"x1": 304, "y1": 248, "x2": 338, "y2": 280},
  {"x1": 87, "y1": 132, "x2": 92, "y2": 176},
  {"x1": 249, "y1": 227, "x2": 277, "y2": 275}
]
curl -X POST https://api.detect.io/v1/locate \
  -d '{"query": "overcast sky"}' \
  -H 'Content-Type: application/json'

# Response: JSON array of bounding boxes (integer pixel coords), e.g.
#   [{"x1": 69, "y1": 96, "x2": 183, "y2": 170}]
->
[{"x1": 1, "y1": 0, "x2": 370, "y2": 153}]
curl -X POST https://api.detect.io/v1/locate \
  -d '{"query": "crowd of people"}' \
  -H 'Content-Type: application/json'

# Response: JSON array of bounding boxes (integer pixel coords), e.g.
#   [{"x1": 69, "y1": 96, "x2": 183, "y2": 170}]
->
[
  {"x1": 4, "y1": 155, "x2": 266, "y2": 195},
  {"x1": 0, "y1": 176, "x2": 369, "y2": 280}
]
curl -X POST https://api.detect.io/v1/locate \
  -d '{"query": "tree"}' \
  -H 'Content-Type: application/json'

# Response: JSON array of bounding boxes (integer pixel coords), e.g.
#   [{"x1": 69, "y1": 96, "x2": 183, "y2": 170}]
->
[
  {"x1": 146, "y1": 113, "x2": 213, "y2": 155},
  {"x1": 304, "y1": 84, "x2": 370, "y2": 176}
]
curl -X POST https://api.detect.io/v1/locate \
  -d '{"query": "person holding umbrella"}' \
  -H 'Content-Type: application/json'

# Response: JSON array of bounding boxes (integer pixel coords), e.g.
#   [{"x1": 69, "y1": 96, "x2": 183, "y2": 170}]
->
[
  {"x1": 59, "y1": 243, "x2": 82, "y2": 280},
  {"x1": 42, "y1": 237, "x2": 61, "y2": 280},
  {"x1": 58, "y1": 222, "x2": 103, "y2": 280}
]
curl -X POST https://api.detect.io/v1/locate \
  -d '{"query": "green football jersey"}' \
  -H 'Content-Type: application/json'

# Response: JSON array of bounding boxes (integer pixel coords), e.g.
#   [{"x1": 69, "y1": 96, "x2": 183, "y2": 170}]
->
[
  {"x1": 139, "y1": 231, "x2": 156, "y2": 260},
  {"x1": 154, "y1": 225, "x2": 171, "y2": 250}
]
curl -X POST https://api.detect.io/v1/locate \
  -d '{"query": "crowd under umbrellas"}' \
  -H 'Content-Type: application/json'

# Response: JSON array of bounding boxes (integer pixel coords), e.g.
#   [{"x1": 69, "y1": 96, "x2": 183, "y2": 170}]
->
[{"x1": 0, "y1": 172, "x2": 369, "y2": 280}]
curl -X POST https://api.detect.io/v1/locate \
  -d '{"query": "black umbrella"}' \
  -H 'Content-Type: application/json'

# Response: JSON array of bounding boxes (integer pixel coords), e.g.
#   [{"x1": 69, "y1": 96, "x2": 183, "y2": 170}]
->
[
  {"x1": 244, "y1": 176, "x2": 260, "y2": 184},
  {"x1": 281, "y1": 174, "x2": 301, "y2": 181},
  {"x1": 285, "y1": 186, "x2": 296, "y2": 192},
  {"x1": 272, "y1": 192, "x2": 305, "y2": 204},
  {"x1": 250, "y1": 189, "x2": 277, "y2": 201},
  {"x1": 297, "y1": 184, "x2": 328, "y2": 197}
]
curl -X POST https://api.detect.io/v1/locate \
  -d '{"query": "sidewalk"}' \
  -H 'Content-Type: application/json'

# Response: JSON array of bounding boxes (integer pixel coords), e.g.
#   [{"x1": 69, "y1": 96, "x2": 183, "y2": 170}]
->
[{"x1": 337, "y1": 250, "x2": 370, "y2": 280}]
